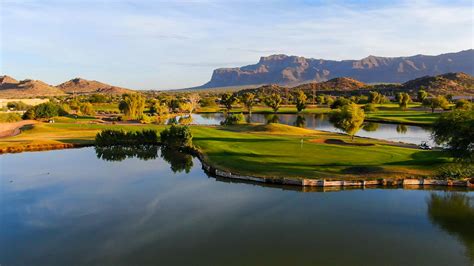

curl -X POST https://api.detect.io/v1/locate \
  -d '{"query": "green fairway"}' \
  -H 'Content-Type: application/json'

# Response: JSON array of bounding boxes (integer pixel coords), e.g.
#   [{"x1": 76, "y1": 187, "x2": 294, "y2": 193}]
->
[
  {"x1": 366, "y1": 110, "x2": 441, "y2": 125},
  {"x1": 191, "y1": 124, "x2": 450, "y2": 179}
]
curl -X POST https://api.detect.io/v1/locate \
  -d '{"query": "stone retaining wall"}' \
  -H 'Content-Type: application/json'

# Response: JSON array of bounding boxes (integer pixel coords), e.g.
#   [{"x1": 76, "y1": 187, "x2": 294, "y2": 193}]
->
[{"x1": 199, "y1": 155, "x2": 473, "y2": 188}]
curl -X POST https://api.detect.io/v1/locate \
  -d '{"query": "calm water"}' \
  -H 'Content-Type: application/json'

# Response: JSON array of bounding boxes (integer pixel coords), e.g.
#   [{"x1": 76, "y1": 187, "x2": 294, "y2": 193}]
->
[
  {"x1": 1, "y1": 148, "x2": 473, "y2": 265},
  {"x1": 177, "y1": 113, "x2": 434, "y2": 146}
]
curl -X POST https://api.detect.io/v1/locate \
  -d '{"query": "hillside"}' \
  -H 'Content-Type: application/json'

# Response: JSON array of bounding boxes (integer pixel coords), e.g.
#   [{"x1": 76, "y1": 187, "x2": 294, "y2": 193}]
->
[
  {"x1": 0, "y1": 76, "x2": 134, "y2": 98},
  {"x1": 401, "y1": 72, "x2": 474, "y2": 95},
  {"x1": 57, "y1": 78, "x2": 133, "y2": 94},
  {"x1": 0, "y1": 76, "x2": 66, "y2": 98},
  {"x1": 201, "y1": 49, "x2": 474, "y2": 88},
  {"x1": 294, "y1": 77, "x2": 366, "y2": 92},
  {"x1": 238, "y1": 73, "x2": 474, "y2": 96}
]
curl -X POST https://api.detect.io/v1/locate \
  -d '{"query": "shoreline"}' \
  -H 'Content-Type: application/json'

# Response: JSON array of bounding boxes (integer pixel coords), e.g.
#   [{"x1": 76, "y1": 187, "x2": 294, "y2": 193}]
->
[{"x1": 1, "y1": 143, "x2": 472, "y2": 188}]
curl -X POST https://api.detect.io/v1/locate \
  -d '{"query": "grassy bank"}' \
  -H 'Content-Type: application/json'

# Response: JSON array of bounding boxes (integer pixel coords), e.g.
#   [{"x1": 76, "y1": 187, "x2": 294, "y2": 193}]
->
[
  {"x1": 366, "y1": 110, "x2": 440, "y2": 125},
  {"x1": 0, "y1": 119, "x2": 452, "y2": 178}
]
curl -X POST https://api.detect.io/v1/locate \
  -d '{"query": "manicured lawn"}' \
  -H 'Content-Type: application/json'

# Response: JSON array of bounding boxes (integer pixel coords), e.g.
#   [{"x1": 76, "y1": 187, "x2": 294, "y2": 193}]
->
[
  {"x1": 366, "y1": 110, "x2": 441, "y2": 125},
  {"x1": 191, "y1": 124, "x2": 450, "y2": 179},
  {"x1": 0, "y1": 120, "x2": 452, "y2": 179}
]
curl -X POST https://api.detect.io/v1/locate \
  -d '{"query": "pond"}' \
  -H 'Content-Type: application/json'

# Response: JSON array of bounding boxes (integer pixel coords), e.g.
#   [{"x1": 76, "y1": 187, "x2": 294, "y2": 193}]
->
[
  {"x1": 176, "y1": 113, "x2": 435, "y2": 146},
  {"x1": 1, "y1": 148, "x2": 472, "y2": 265}
]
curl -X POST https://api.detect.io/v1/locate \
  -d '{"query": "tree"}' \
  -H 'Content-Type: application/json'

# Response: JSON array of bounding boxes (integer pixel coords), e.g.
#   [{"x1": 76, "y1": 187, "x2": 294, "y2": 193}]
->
[
  {"x1": 179, "y1": 102, "x2": 193, "y2": 114},
  {"x1": 80, "y1": 102, "x2": 95, "y2": 116},
  {"x1": 423, "y1": 96, "x2": 449, "y2": 113},
  {"x1": 149, "y1": 101, "x2": 169, "y2": 116},
  {"x1": 240, "y1": 92, "x2": 255, "y2": 114},
  {"x1": 330, "y1": 97, "x2": 351, "y2": 109},
  {"x1": 432, "y1": 110, "x2": 473, "y2": 162},
  {"x1": 398, "y1": 92, "x2": 411, "y2": 110},
  {"x1": 187, "y1": 94, "x2": 200, "y2": 113},
  {"x1": 294, "y1": 90, "x2": 307, "y2": 112},
  {"x1": 32, "y1": 102, "x2": 67, "y2": 119},
  {"x1": 220, "y1": 93, "x2": 237, "y2": 112},
  {"x1": 368, "y1": 91, "x2": 384, "y2": 104},
  {"x1": 119, "y1": 93, "x2": 145, "y2": 119},
  {"x1": 329, "y1": 103, "x2": 365, "y2": 140},
  {"x1": 363, "y1": 103, "x2": 377, "y2": 113},
  {"x1": 417, "y1": 90, "x2": 428, "y2": 102},
  {"x1": 264, "y1": 93, "x2": 283, "y2": 113},
  {"x1": 455, "y1": 99, "x2": 472, "y2": 110}
]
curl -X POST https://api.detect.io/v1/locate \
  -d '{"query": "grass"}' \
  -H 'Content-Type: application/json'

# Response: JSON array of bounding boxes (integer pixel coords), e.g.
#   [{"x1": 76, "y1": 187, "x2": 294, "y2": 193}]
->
[
  {"x1": 191, "y1": 124, "x2": 451, "y2": 179},
  {"x1": 0, "y1": 118, "x2": 452, "y2": 179},
  {"x1": 366, "y1": 110, "x2": 441, "y2": 125}
]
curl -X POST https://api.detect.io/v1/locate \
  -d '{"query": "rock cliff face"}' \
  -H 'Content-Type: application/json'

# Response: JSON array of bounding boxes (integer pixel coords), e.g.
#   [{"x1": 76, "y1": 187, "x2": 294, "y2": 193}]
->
[{"x1": 201, "y1": 49, "x2": 474, "y2": 88}]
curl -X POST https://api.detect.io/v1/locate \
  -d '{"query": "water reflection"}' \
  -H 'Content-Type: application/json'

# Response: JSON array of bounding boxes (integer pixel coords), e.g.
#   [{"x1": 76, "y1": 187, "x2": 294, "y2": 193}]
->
[
  {"x1": 160, "y1": 147, "x2": 194, "y2": 173},
  {"x1": 95, "y1": 145, "x2": 159, "y2": 161},
  {"x1": 363, "y1": 122, "x2": 379, "y2": 132},
  {"x1": 1, "y1": 148, "x2": 473, "y2": 265},
  {"x1": 266, "y1": 114, "x2": 280, "y2": 124},
  {"x1": 396, "y1": 124, "x2": 408, "y2": 134},
  {"x1": 95, "y1": 145, "x2": 194, "y2": 173},
  {"x1": 294, "y1": 115, "x2": 306, "y2": 128},
  {"x1": 427, "y1": 192, "x2": 474, "y2": 261}
]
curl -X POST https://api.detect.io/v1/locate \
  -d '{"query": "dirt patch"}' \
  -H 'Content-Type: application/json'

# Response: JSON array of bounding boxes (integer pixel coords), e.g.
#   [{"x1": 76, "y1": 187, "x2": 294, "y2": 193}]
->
[{"x1": 0, "y1": 120, "x2": 37, "y2": 138}]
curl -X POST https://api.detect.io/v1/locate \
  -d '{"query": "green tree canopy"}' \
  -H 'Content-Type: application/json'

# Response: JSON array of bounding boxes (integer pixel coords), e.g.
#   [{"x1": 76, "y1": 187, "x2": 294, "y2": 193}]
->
[
  {"x1": 240, "y1": 92, "x2": 256, "y2": 114},
  {"x1": 220, "y1": 93, "x2": 237, "y2": 111},
  {"x1": 294, "y1": 90, "x2": 308, "y2": 112},
  {"x1": 329, "y1": 103, "x2": 365, "y2": 140},
  {"x1": 264, "y1": 93, "x2": 283, "y2": 113},
  {"x1": 119, "y1": 93, "x2": 145, "y2": 119},
  {"x1": 417, "y1": 90, "x2": 428, "y2": 102},
  {"x1": 432, "y1": 110, "x2": 473, "y2": 162},
  {"x1": 398, "y1": 92, "x2": 411, "y2": 110}
]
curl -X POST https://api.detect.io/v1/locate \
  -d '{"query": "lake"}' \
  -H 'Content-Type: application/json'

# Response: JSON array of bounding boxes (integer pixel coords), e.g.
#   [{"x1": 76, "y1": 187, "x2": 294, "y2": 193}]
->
[
  {"x1": 1, "y1": 147, "x2": 472, "y2": 265},
  {"x1": 177, "y1": 113, "x2": 434, "y2": 146}
]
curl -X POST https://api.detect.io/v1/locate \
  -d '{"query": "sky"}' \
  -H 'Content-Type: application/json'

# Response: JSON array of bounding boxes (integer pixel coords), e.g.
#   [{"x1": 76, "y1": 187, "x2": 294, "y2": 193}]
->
[{"x1": 1, "y1": 0, "x2": 473, "y2": 90}]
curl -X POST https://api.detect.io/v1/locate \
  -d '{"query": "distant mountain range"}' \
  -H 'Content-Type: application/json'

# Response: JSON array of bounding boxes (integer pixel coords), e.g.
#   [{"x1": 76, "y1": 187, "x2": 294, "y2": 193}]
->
[
  {"x1": 200, "y1": 49, "x2": 474, "y2": 88},
  {"x1": 238, "y1": 73, "x2": 474, "y2": 96},
  {"x1": 0, "y1": 76, "x2": 133, "y2": 98}
]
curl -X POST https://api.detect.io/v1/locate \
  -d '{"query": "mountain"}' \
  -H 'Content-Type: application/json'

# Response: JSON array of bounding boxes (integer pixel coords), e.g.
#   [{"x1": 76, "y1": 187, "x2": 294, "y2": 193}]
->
[
  {"x1": 401, "y1": 72, "x2": 474, "y2": 95},
  {"x1": 57, "y1": 78, "x2": 133, "y2": 94},
  {"x1": 0, "y1": 76, "x2": 134, "y2": 98},
  {"x1": 0, "y1": 76, "x2": 66, "y2": 98},
  {"x1": 238, "y1": 73, "x2": 474, "y2": 96},
  {"x1": 201, "y1": 49, "x2": 474, "y2": 88}
]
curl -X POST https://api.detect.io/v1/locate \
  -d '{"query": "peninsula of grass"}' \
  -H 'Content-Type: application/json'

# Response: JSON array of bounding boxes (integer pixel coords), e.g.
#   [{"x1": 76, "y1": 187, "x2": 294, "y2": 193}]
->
[
  {"x1": 366, "y1": 110, "x2": 441, "y2": 125},
  {"x1": 0, "y1": 119, "x2": 452, "y2": 179}
]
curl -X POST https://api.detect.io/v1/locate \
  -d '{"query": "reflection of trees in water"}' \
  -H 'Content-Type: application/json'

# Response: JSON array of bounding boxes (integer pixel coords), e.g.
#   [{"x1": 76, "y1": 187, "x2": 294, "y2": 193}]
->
[
  {"x1": 160, "y1": 147, "x2": 194, "y2": 173},
  {"x1": 95, "y1": 145, "x2": 194, "y2": 173},
  {"x1": 95, "y1": 145, "x2": 159, "y2": 161},
  {"x1": 363, "y1": 122, "x2": 380, "y2": 132},
  {"x1": 396, "y1": 124, "x2": 408, "y2": 134},
  {"x1": 265, "y1": 114, "x2": 280, "y2": 124},
  {"x1": 294, "y1": 115, "x2": 306, "y2": 128},
  {"x1": 427, "y1": 192, "x2": 474, "y2": 261}
]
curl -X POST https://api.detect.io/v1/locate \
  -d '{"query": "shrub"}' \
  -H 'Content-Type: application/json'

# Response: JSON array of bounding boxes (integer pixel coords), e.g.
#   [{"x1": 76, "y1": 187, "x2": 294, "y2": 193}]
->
[
  {"x1": 436, "y1": 164, "x2": 474, "y2": 179},
  {"x1": 26, "y1": 102, "x2": 68, "y2": 119},
  {"x1": 95, "y1": 129, "x2": 159, "y2": 146},
  {"x1": 160, "y1": 125, "x2": 193, "y2": 148},
  {"x1": 6, "y1": 101, "x2": 30, "y2": 111},
  {"x1": 0, "y1": 113, "x2": 22, "y2": 122},
  {"x1": 221, "y1": 113, "x2": 246, "y2": 125},
  {"x1": 330, "y1": 97, "x2": 351, "y2": 109}
]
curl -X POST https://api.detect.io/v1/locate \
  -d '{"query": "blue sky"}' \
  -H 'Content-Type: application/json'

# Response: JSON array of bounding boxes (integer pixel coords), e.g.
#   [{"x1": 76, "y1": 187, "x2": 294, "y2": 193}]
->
[{"x1": 1, "y1": 0, "x2": 472, "y2": 89}]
